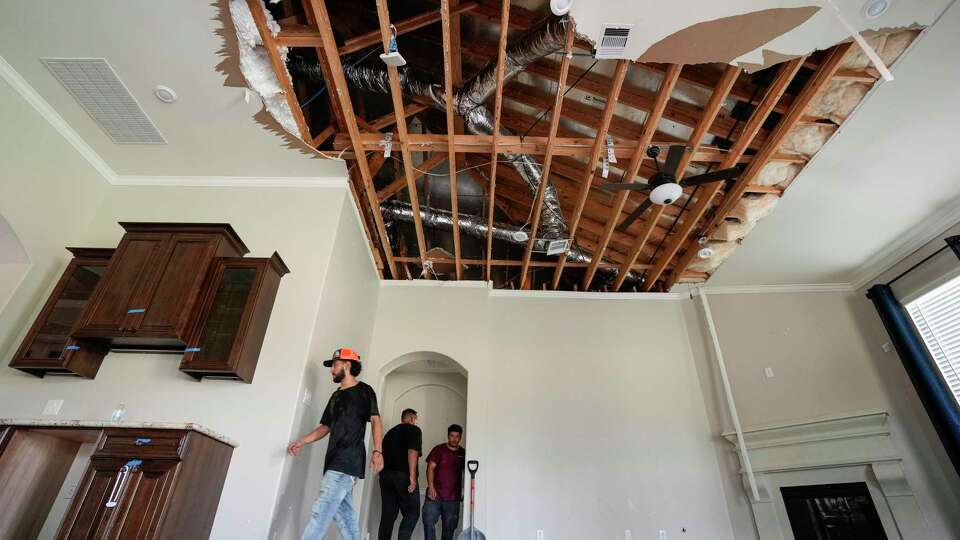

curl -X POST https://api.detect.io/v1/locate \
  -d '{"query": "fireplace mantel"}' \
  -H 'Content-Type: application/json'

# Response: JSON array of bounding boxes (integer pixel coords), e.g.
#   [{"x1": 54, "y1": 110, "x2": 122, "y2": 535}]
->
[{"x1": 721, "y1": 410, "x2": 929, "y2": 540}]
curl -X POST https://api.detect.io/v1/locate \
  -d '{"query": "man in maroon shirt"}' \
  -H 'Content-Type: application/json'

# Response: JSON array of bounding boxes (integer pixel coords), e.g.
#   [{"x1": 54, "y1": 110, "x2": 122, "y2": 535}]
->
[{"x1": 422, "y1": 424, "x2": 466, "y2": 540}]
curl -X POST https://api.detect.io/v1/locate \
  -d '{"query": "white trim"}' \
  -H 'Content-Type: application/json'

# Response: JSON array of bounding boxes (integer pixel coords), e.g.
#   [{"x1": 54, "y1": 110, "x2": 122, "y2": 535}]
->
[
  {"x1": 112, "y1": 175, "x2": 348, "y2": 188},
  {"x1": 488, "y1": 289, "x2": 685, "y2": 300},
  {"x1": 379, "y1": 279, "x2": 491, "y2": 289},
  {"x1": 701, "y1": 283, "x2": 856, "y2": 295},
  {"x1": 850, "y1": 198, "x2": 960, "y2": 290},
  {"x1": 0, "y1": 54, "x2": 117, "y2": 184}
]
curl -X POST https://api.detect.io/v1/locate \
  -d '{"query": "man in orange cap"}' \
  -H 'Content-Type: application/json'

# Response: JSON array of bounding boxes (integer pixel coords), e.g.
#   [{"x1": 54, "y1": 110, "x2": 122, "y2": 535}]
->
[{"x1": 288, "y1": 347, "x2": 384, "y2": 540}]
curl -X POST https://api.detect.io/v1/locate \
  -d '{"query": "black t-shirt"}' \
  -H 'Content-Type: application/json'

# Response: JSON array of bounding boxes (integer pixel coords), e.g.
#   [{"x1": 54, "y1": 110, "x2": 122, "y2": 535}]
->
[
  {"x1": 320, "y1": 381, "x2": 379, "y2": 478},
  {"x1": 382, "y1": 423, "x2": 422, "y2": 473}
]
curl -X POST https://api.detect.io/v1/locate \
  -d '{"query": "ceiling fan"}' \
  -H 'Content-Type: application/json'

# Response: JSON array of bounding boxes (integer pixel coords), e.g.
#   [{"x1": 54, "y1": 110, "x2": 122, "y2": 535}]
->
[{"x1": 602, "y1": 145, "x2": 742, "y2": 232}]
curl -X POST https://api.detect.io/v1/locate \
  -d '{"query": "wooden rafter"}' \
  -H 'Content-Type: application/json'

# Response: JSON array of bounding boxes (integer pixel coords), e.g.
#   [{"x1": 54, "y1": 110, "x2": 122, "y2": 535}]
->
[
  {"x1": 518, "y1": 20, "x2": 575, "y2": 290},
  {"x1": 377, "y1": 153, "x2": 446, "y2": 202},
  {"x1": 664, "y1": 42, "x2": 855, "y2": 290},
  {"x1": 581, "y1": 64, "x2": 682, "y2": 290},
  {"x1": 440, "y1": 0, "x2": 463, "y2": 279},
  {"x1": 335, "y1": 134, "x2": 805, "y2": 162},
  {"x1": 374, "y1": 0, "x2": 430, "y2": 275},
  {"x1": 484, "y1": 0, "x2": 510, "y2": 280},
  {"x1": 277, "y1": 2, "x2": 480, "y2": 55},
  {"x1": 550, "y1": 59, "x2": 629, "y2": 289},
  {"x1": 613, "y1": 65, "x2": 741, "y2": 291},
  {"x1": 306, "y1": 0, "x2": 398, "y2": 277},
  {"x1": 641, "y1": 57, "x2": 806, "y2": 291}
]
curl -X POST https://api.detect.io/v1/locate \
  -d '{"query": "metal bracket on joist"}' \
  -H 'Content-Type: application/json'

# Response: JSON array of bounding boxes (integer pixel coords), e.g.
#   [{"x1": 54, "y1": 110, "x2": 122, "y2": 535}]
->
[{"x1": 380, "y1": 132, "x2": 394, "y2": 158}]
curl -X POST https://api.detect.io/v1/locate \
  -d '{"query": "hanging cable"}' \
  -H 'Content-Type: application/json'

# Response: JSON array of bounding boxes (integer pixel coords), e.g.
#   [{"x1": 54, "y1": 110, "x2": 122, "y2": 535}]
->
[{"x1": 519, "y1": 59, "x2": 599, "y2": 140}]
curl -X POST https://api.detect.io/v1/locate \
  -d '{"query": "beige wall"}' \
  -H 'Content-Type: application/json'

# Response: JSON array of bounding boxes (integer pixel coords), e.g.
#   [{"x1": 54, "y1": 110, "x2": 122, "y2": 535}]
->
[
  {"x1": 686, "y1": 289, "x2": 960, "y2": 539},
  {"x1": 364, "y1": 285, "x2": 737, "y2": 540}
]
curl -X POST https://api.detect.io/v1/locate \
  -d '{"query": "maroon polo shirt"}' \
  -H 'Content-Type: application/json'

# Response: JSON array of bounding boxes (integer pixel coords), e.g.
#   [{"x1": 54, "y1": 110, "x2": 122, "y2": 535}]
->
[{"x1": 426, "y1": 443, "x2": 466, "y2": 502}]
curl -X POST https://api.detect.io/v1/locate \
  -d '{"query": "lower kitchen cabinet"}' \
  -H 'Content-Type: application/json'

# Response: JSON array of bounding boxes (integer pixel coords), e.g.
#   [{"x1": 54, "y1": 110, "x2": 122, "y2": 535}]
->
[{"x1": 0, "y1": 425, "x2": 233, "y2": 540}]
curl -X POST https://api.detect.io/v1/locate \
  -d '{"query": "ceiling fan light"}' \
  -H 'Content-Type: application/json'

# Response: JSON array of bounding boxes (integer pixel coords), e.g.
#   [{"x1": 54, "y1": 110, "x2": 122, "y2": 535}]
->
[
  {"x1": 550, "y1": 0, "x2": 573, "y2": 15},
  {"x1": 649, "y1": 183, "x2": 683, "y2": 206}
]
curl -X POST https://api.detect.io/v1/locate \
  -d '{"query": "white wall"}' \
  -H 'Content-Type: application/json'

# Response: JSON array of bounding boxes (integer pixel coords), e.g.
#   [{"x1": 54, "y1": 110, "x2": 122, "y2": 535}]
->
[
  {"x1": 685, "y1": 289, "x2": 960, "y2": 540},
  {"x1": 364, "y1": 285, "x2": 736, "y2": 540},
  {"x1": 269, "y1": 195, "x2": 382, "y2": 540}
]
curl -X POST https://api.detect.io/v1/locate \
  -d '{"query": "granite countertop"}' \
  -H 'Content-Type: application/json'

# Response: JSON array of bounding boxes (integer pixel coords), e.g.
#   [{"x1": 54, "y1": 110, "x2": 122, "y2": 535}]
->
[{"x1": 0, "y1": 419, "x2": 238, "y2": 448}]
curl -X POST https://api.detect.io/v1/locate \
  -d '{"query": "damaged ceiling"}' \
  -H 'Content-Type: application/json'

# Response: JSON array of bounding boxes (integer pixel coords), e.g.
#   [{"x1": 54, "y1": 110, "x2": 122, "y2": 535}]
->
[{"x1": 223, "y1": 0, "x2": 930, "y2": 292}]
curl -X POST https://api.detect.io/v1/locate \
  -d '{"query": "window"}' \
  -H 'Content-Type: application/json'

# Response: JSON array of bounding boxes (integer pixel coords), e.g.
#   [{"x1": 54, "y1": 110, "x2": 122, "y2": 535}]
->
[{"x1": 907, "y1": 274, "x2": 960, "y2": 406}]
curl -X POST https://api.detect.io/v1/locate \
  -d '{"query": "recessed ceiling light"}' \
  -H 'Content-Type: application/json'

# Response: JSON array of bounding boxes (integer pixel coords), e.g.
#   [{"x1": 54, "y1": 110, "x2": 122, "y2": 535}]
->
[
  {"x1": 550, "y1": 0, "x2": 573, "y2": 16},
  {"x1": 153, "y1": 85, "x2": 178, "y2": 104},
  {"x1": 862, "y1": 0, "x2": 892, "y2": 19}
]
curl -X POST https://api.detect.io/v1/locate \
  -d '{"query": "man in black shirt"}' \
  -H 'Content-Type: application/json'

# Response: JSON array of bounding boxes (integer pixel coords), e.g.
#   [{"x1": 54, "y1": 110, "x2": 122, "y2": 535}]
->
[
  {"x1": 288, "y1": 348, "x2": 384, "y2": 540},
  {"x1": 378, "y1": 408, "x2": 422, "y2": 540}
]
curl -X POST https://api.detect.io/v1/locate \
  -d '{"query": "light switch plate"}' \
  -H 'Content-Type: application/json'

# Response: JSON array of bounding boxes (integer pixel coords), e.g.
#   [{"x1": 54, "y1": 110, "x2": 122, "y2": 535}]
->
[
  {"x1": 625, "y1": 530, "x2": 632, "y2": 540},
  {"x1": 42, "y1": 399, "x2": 64, "y2": 415},
  {"x1": 537, "y1": 530, "x2": 544, "y2": 540},
  {"x1": 659, "y1": 530, "x2": 668, "y2": 540},
  {"x1": 63, "y1": 482, "x2": 78, "y2": 499},
  {"x1": 764, "y1": 367, "x2": 775, "y2": 379}
]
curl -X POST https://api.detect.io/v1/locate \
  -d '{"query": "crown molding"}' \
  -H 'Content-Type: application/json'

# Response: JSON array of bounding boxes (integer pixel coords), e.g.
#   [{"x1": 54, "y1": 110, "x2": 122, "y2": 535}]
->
[
  {"x1": 849, "y1": 196, "x2": 960, "y2": 290},
  {"x1": 1, "y1": 54, "x2": 117, "y2": 183},
  {"x1": 698, "y1": 283, "x2": 856, "y2": 295},
  {"x1": 112, "y1": 175, "x2": 348, "y2": 188}
]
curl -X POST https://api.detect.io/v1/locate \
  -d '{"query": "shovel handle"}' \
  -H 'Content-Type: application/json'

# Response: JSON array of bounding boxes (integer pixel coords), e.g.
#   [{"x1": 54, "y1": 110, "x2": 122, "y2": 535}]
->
[{"x1": 467, "y1": 460, "x2": 479, "y2": 476}]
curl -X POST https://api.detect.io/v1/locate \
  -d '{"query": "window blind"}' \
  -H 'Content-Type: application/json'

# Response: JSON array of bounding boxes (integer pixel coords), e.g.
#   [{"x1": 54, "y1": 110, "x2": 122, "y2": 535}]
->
[{"x1": 907, "y1": 274, "x2": 960, "y2": 406}]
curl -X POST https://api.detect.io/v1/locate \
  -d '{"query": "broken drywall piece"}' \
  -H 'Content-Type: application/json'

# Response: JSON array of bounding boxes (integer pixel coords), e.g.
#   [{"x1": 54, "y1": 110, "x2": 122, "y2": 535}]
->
[
  {"x1": 637, "y1": 7, "x2": 820, "y2": 65},
  {"x1": 569, "y1": 0, "x2": 946, "y2": 70}
]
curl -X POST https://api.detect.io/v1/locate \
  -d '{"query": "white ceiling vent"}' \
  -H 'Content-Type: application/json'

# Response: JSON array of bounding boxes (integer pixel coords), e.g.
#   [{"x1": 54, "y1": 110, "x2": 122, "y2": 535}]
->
[
  {"x1": 594, "y1": 24, "x2": 634, "y2": 59},
  {"x1": 41, "y1": 58, "x2": 166, "y2": 144}
]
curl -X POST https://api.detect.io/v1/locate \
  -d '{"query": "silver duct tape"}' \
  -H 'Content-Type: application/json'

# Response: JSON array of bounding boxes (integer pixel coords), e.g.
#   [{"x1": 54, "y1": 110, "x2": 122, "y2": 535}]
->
[{"x1": 381, "y1": 201, "x2": 638, "y2": 285}]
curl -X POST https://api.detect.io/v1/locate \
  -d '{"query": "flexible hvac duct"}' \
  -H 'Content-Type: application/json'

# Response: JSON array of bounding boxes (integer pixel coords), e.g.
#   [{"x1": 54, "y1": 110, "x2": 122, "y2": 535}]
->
[
  {"x1": 381, "y1": 201, "x2": 639, "y2": 285},
  {"x1": 291, "y1": 17, "x2": 571, "y2": 240}
]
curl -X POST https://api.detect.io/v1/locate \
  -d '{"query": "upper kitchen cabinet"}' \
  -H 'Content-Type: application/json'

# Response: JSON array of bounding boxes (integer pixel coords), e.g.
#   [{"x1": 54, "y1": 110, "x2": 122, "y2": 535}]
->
[
  {"x1": 180, "y1": 253, "x2": 289, "y2": 383},
  {"x1": 72, "y1": 223, "x2": 248, "y2": 349},
  {"x1": 9, "y1": 248, "x2": 114, "y2": 378}
]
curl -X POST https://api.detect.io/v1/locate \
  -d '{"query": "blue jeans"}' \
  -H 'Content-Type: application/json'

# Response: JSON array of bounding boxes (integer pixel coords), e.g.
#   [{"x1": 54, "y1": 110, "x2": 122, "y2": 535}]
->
[
  {"x1": 301, "y1": 470, "x2": 361, "y2": 540},
  {"x1": 422, "y1": 499, "x2": 460, "y2": 540}
]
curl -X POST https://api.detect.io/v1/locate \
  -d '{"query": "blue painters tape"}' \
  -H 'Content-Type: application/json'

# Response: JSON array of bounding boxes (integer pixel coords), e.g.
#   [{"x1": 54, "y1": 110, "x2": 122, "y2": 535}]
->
[
  {"x1": 126, "y1": 459, "x2": 143, "y2": 468},
  {"x1": 64, "y1": 345, "x2": 81, "y2": 351},
  {"x1": 135, "y1": 438, "x2": 152, "y2": 446},
  {"x1": 127, "y1": 308, "x2": 146, "y2": 314},
  {"x1": 184, "y1": 347, "x2": 201, "y2": 353}
]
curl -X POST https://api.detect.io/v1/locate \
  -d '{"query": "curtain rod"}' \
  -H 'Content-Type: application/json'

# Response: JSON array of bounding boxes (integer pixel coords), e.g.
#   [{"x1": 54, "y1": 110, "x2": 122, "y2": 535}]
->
[{"x1": 886, "y1": 236, "x2": 960, "y2": 287}]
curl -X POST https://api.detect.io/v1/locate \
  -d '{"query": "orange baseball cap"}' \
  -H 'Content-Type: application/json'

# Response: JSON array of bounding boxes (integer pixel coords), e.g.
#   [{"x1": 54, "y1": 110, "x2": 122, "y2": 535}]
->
[{"x1": 323, "y1": 347, "x2": 360, "y2": 367}]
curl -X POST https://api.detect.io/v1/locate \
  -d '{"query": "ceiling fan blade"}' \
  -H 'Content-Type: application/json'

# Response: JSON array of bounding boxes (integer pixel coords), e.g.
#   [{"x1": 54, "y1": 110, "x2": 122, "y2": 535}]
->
[
  {"x1": 616, "y1": 199, "x2": 652, "y2": 232},
  {"x1": 681, "y1": 167, "x2": 741, "y2": 187},
  {"x1": 663, "y1": 145, "x2": 687, "y2": 176},
  {"x1": 601, "y1": 182, "x2": 650, "y2": 191}
]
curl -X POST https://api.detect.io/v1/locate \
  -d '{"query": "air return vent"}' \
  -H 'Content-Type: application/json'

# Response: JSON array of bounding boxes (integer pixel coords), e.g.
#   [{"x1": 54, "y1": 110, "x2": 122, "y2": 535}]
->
[
  {"x1": 594, "y1": 24, "x2": 634, "y2": 59},
  {"x1": 42, "y1": 58, "x2": 166, "y2": 144}
]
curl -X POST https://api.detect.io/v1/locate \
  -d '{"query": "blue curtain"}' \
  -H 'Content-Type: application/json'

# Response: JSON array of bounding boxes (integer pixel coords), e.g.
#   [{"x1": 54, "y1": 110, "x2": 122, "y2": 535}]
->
[{"x1": 867, "y1": 284, "x2": 960, "y2": 479}]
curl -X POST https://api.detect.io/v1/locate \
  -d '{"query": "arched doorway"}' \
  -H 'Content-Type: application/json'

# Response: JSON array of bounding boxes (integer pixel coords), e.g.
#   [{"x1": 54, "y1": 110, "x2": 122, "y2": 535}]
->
[{"x1": 366, "y1": 352, "x2": 468, "y2": 540}]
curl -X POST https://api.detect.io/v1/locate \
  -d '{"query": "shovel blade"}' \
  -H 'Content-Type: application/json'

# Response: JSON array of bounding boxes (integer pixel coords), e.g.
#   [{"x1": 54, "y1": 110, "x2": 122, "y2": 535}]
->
[{"x1": 457, "y1": 527, "x2": 486, "y2": 540}]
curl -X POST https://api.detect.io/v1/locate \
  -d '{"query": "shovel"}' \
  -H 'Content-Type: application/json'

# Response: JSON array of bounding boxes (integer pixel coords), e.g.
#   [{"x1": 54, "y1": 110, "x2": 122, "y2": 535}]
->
[{"x1": 457, "y1": 460, "x2": 486, "y2": 540}]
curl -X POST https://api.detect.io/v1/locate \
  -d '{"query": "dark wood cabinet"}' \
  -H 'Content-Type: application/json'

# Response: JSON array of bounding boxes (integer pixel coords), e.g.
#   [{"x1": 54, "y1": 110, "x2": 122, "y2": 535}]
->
[
  {"x1": 55, "y1": 429, "x2": 233, "y2": 540},
  {"x1": 73, "y1": 223, "x2": 248, "y2": 348},
  {"x1": 180, "y1": 253, "x2": 289, "y2": 383},
  {"x1": 8, "y1": 222, "x2": 287, "y2": 381},
  {"x1": 0, "y1": 425, "x2": 233, "y2": 540},
  {"x1": 9, "y1": 248, "x2": 114, "y2": 378}
]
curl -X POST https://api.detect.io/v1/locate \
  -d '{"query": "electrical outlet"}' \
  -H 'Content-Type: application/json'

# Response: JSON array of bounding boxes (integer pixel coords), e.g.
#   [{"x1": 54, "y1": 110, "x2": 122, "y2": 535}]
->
[
  {"x1": 42, "y1": 399, "x2": 63, "y2": 415},
  {"x1": 302, "y1": 388, "x2": 312, "y2": 405},
  {"x1": 624, "y1": 530, "x2": 632, "y2": 540},
  {"x1": 764, "y1": 367, "x2": 775, "y2": 379},
  {"x1": 659, "y1": 530, "x2": 668, "y2": 540},
  {"x1": 537, "y1": 530, "x2": 544, "y2": 540},
  {"x1": 881, "y1": 342, "x2": 892, "y2": 353}
]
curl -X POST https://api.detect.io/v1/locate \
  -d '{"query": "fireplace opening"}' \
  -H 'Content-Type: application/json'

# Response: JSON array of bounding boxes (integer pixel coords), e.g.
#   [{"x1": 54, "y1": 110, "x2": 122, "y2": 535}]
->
[{"x1": 781, "y1": 482, "x2": 888, "y2": 540}]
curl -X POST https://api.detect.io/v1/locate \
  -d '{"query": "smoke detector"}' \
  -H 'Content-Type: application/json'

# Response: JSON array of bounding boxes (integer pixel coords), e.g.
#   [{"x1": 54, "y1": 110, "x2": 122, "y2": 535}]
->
[{"x1": 649, "y1": 182, "x2": 683, "y2": 205}]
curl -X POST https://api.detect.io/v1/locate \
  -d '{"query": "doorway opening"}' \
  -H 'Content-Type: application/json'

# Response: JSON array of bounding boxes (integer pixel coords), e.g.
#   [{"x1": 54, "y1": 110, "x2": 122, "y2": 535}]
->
[{"x1": 366, "y1": 351, "x2": 468, "y2": 540}]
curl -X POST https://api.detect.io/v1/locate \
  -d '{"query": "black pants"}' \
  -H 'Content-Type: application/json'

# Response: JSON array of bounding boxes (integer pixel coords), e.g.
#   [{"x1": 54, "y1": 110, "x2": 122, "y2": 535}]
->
[
  {"x1": 378, "y1": 469, "x2": 420, "y2": 540},
  {"x1": 422, "y1": 499, "x2": 460, "y2": 540}
]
